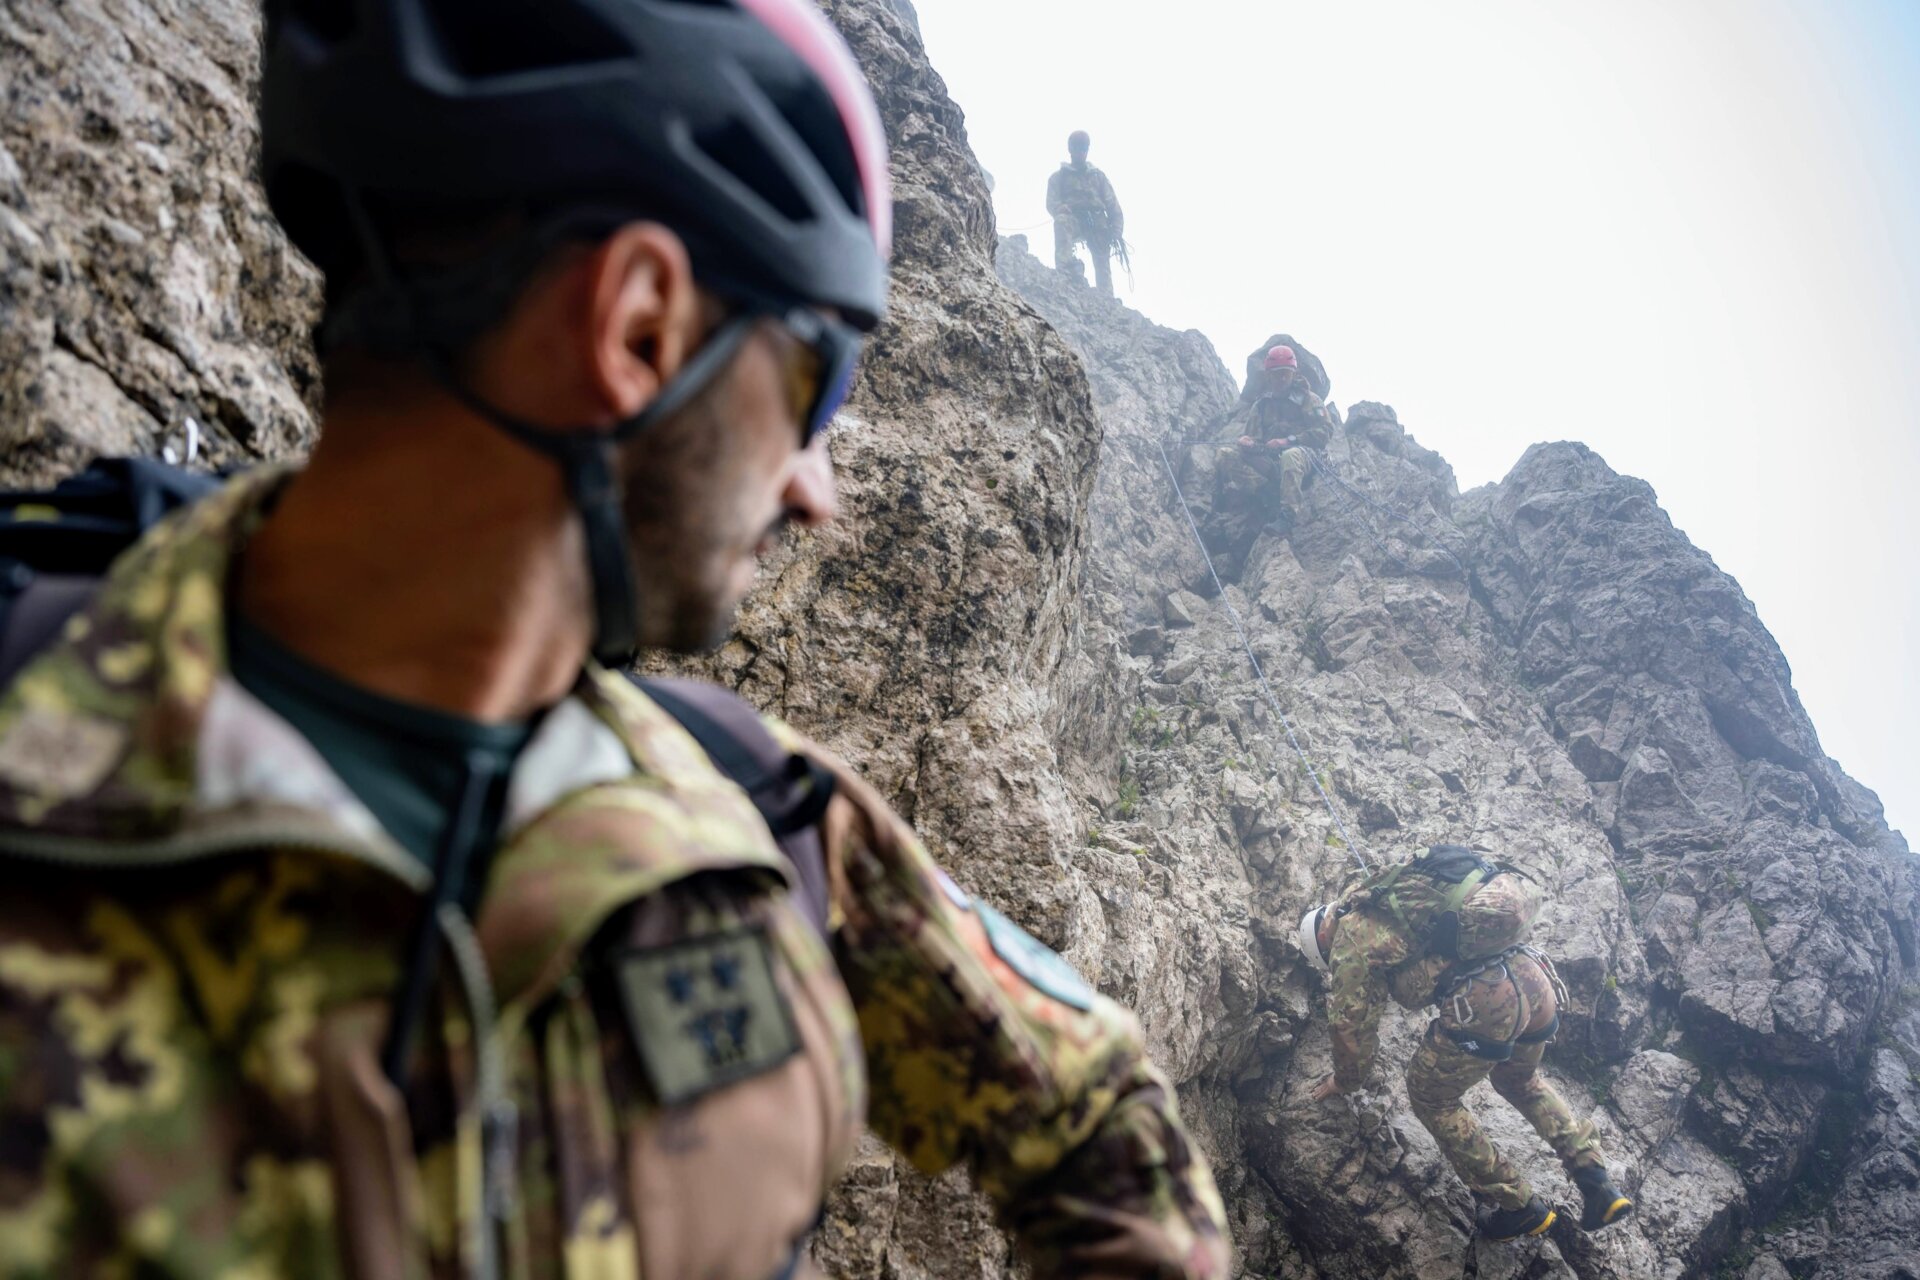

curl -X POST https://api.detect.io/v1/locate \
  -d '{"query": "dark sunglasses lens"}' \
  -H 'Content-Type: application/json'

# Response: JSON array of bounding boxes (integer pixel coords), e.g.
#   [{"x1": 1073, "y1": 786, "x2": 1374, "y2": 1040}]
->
[{"x1": 806, "y1": 344, "x2": 858, "y2": 442}]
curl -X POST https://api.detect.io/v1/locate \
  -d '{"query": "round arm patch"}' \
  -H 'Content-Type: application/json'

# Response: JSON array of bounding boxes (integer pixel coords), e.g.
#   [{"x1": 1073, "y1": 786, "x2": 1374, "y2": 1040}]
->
[{"x1": 975, "y1": 902, "x2": 1095, "y2": 1012}]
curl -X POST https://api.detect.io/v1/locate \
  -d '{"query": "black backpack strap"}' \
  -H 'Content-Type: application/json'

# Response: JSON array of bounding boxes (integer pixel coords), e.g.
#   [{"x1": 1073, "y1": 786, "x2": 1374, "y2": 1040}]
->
[
  {"x1": 0, "y1": 456, "x2": 222, "y2": 686},
  {"x1": 632, "y1": 677, "x2": 835, "y2": 939},
  {"x1": 0, "y1": 458, "x2": 219, "y2": 577},
  {"x1": 0, "y1": 574, "x2": 102, "y2": 685},
  {"x1": 1513, "y1": 1012, "x2": 1561, "y2": 1046}
]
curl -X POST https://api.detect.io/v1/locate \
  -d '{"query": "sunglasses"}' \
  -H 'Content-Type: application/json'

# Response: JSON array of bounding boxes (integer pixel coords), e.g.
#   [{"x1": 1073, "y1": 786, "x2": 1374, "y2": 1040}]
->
[{"x1": 771, "y1": 306, "x2": 863, "y2": 447}]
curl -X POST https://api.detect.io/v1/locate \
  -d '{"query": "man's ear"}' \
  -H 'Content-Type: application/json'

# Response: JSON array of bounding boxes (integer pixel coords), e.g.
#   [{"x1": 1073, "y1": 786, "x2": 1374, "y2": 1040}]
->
[{"x1": 583, "y1": 223, "x2": 701, "y2": 421}]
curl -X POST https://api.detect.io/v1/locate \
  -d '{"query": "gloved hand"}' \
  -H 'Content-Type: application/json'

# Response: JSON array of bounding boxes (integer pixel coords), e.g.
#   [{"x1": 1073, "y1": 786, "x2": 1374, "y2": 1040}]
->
[{"x1": 1237, "y1": 435, "x2": 1258, "y2": 449}]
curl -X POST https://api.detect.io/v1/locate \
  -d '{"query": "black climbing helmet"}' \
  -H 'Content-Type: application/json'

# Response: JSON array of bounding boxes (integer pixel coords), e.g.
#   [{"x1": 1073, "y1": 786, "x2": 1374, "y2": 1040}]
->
[{"x1": 260, "y1": 0, "x2": 893, "y2": 333}]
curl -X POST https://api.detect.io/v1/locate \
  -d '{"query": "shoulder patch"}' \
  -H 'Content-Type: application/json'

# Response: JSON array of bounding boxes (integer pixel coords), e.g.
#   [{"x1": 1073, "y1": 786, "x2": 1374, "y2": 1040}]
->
[
  {"x1": 613, "y1": 927, "x2": 800, "y2": 1107},
  {"x1": 976, "y1": 903, "x2": 1095, "y2": 1012}
]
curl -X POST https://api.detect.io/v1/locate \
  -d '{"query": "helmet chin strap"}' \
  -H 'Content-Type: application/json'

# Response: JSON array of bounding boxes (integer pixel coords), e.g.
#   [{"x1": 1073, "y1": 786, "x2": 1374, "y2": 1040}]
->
[
  {"x1": 431, "y1": 317, "x2": 759, "y2": 667},
  {"x1": 335, "y1": 191, "x2": 762, "y2": 667}
]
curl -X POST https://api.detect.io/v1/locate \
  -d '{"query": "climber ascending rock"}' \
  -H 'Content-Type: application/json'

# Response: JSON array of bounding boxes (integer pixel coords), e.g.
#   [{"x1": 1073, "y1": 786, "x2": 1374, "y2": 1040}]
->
[{"x1": 1299, "y1": 844, "x2": 1635, "y2": 1242}]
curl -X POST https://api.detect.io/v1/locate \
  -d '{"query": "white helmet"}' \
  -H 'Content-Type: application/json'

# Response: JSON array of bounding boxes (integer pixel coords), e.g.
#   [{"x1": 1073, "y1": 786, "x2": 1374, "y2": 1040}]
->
[{"x1": 1299, "y1": 903, "x2": 1335, "y2": 972}]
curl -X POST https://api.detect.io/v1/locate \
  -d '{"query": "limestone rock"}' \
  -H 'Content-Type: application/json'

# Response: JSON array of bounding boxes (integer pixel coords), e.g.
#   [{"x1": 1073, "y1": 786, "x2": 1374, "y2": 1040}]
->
[
  {"x1": 0, "y1": 0, "x2": 320, "y2": 485},
  {"x1": 1000, "y1": 225, "x2": 1916, "y2": 1277}
]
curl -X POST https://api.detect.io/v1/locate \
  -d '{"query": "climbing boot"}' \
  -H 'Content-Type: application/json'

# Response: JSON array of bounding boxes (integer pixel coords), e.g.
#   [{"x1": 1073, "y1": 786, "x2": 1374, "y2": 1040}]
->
[
  {"x1": 1572, "y1": 1165, "x2": 1633, "y2": 1232},
  {"x1": 1261, "y1": 509, "x2": 1294, "y2": 539},
  {"x1": 1477, "y1": 1195, "x2": 1556, "y2": 1242}
]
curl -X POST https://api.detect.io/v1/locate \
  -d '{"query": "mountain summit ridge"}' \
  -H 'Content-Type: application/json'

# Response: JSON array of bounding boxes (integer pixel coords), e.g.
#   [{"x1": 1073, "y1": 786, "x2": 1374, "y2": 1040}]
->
[{"x1": 995, "y1": 228, "x2": 1917, "y2": 1279}]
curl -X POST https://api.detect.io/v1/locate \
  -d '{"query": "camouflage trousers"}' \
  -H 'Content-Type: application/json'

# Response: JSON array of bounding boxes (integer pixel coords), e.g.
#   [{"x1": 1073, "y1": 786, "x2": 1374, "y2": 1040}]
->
[
  {"x1": 1202, "y1": 446, "x2": 1313, "y2": 569},
  {"x1": 1404, "y1": 950, "x2": 1605, "y2": 1210},
  {"x1": 1054, "y1": 216, "x2": 1114, "y2": 294},
  {"x1": 1276, "y1": 446, "x2": 1311, "y2": 512}
]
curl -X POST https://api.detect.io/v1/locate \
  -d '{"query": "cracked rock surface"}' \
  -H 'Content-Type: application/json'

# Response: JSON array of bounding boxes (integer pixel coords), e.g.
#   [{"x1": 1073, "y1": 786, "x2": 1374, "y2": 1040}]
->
[
  {"x1": 0, "y1": 0, "x2": 320, "y2": 484},
  {"x1": 997, "y1": 234, "x2": 1919, "y2": 1279}
]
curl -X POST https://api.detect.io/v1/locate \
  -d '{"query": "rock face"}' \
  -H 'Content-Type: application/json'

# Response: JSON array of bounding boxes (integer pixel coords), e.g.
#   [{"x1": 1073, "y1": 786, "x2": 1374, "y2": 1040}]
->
[
  {"x1": 0, "y1": 0, "x2": 320, "y2": 485},
  {"x1": 997, "y1": 236, "x2": 1920, "y2": 1280},
  {"x1": 5, "y1": 2, "x2": 1917, "y2": 1278}
]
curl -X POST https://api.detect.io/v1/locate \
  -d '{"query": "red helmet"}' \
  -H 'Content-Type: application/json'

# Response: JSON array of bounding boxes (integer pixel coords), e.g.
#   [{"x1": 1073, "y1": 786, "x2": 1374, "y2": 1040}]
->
[{"x1": 1263, "y1": 345, "x2": 1299, "y2": 371}]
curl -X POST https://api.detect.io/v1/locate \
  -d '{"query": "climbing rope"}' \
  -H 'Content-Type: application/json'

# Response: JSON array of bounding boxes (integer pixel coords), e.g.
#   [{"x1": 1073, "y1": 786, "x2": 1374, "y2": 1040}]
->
[
  {"x1": 1152, "y1": 440, "x2": 1372, "y2": 874},
  {"x1": 1305, "y1": 453, "x2": 1466, "y2": 580},
  {"x1": 998, "y1": 216, "x2": 1055, "y2": 235}
]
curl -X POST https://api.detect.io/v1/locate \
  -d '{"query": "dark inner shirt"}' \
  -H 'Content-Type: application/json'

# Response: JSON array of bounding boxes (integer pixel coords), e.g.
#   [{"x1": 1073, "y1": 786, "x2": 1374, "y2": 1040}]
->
[{"x1": 227, "y1": 615, "x2": 534, "y2": 887}]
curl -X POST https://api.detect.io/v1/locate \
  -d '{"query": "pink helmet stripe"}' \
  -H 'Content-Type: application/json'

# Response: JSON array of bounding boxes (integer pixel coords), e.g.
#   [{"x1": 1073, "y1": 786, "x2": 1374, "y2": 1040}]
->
[{"x1": 735, "y1": 0, "x2": 893, "y2": 259}]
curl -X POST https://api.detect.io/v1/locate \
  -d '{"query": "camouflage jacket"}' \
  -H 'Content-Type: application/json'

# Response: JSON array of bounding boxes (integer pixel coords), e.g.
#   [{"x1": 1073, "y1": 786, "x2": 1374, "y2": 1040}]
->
[
  {"x1": 0, "y1": 471, "x2": 1230, "y2": 1280},
  {"x1": 1325, "y1": 868, "x2": 1545, "y2": 1090},
  {"x1": 1046, "y1": 162, "x2": 1123, "y2": 236},
  {"x1": 1325, "y1": 906, "x2": 1418, "y2": 1091},
  {"x1": 1245, "y1": 386, "x2": 1332, "y2": 449},
  {"x1": 1211, "y1": 387, "x2": 1331, "y2": 482}
]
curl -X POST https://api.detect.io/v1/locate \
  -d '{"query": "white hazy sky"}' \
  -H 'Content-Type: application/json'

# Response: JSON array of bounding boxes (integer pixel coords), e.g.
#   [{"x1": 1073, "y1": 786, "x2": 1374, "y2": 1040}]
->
[{"x1": 913, "y1": 0, "x2": 1920, "y2": 843}]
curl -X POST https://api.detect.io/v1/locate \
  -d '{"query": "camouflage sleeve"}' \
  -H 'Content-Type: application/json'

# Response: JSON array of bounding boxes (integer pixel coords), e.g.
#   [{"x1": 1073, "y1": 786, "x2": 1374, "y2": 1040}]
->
[
  {"x1": 1100, "y1": 172, "x2": 1124, "y2": 233},
  {"x1": 1300, "y1": 393, "x2": 1334, "y2": 449},
  {"x1": 1326, "y1": 910, "x2": 1406, "y2": 1092},
  {"x1": 810, "y1": 748, "x2": 1231, "y2": 1280},
  {"x1": 1046, "y1": 170, "x2": 1068, "y2": 218}
]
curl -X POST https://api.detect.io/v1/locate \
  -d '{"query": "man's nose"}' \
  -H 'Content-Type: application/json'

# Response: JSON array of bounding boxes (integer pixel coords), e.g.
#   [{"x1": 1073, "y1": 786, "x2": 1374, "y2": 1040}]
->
[{"x1": 783, "y1": 436, "x2": 838, "y2": 526}]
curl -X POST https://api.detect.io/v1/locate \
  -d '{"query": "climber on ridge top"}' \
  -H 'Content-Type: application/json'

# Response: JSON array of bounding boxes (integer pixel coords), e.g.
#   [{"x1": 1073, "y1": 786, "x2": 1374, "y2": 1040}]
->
[
  {"x1": 1048, "y1": 129, "x2": 1125, "y2": 295},
  {"x1": 1300, "y1": 844, "x2": 1635, "y2": 1242}
]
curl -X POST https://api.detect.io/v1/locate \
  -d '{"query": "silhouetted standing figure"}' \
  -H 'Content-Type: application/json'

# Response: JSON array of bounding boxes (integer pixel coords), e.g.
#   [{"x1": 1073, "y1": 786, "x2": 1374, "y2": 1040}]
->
[{"x1": 1048, "y1": 130, "x2": 1124, "y2": 295}]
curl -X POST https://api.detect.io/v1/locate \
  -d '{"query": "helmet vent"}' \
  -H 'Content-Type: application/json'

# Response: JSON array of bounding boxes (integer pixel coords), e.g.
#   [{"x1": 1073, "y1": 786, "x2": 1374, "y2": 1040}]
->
[
  {"x1": 419, "y1": 0, "x2": 635, "y2": 80},
  {"x1": 270, "y1": 0, "x2": 357, "y2": 43},
  {"x1": 772, "y1": 90, "x2": 862, "y2": 221},
  {"x1": 695, "y1": 119, "x2": 813, "y2": 224}
]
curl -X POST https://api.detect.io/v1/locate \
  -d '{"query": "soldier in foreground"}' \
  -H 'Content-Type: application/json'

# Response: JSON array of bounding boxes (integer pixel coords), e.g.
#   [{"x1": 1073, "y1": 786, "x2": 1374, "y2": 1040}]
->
[
  {"x1": 1300, "y1": 845, "x2": 1635, "y2": 1241},
  {"x1": 1047, "y1": 130, "x2": 1125, "y2": 295},
  {"x1": 0, "y1": 1, "x2": 1230, "y2": 1276}
]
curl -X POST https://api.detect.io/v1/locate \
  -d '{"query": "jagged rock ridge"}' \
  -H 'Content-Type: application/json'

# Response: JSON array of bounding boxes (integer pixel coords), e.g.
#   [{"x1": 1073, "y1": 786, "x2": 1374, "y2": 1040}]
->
[
  {"x1": 996, "y1": 237, "x2": 1919, "y2": 1280},
  {"x1": 5, "y1": 1, "x2": 1917, "y2": 1278}
]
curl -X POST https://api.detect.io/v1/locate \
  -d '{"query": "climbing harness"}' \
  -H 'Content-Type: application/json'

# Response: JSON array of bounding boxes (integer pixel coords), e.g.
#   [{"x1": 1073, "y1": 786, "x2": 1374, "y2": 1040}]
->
[
  {"x1": 1153, "y1": 439, "x2": 1370, "y2": 873},
  {"x1": 1427, "y1": 944, "x2": 1568, "y2": 1062}
]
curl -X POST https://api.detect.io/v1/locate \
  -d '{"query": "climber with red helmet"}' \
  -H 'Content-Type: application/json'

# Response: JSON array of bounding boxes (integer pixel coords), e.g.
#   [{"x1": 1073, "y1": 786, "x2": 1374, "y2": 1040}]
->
[
  {"x1": 1047, "y1": 129, "x2": 1126, "y2": 295},
  {"x1": 0, "y1": 3, "x2": 1229, "y2": 1278},
  {"x1": 1203, "y1": 341, "x2": 1336, "y2": 571}
]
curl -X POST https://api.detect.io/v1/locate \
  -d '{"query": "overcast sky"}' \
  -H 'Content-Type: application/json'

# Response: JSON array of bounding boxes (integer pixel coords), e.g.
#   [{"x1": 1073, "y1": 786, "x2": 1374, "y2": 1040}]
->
[{"x1": 912, "y1": 0, "x2": 1919, "y2": 843}]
